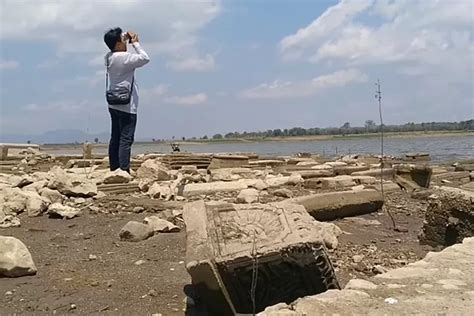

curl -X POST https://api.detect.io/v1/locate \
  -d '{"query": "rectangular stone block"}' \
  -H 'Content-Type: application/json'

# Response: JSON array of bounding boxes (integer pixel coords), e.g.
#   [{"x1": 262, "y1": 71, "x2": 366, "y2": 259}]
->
[
  {"x1": 333, "y1": 165, "x2": 370, "y2": 175},
  {"x1": 208, "y1": 155, "x2": 250, "y2": 169},
  {"x1": 351, "y1": 168, "x2": 395, "y2": 179},
  {"x1": 183, "y1": 201, "x2": 339, "y2": 315},
  {"x1": 432, "y1": 171, "x2": 471, "y2": 184},
  {"x1": 291, "y1": 190, "x2": 383, "y2": 221},
  {"x1": 304, "y1": 175, "x2": 355, "y2": 190}
]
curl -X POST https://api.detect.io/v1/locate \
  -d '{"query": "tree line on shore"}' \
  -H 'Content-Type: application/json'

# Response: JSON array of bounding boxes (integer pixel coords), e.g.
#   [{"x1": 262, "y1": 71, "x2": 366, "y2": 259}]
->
[
  {"x1": 149, "y1": 119, "x2": 473, "y2": 142},
  {"x1": 206, "y1": 119, "x2": 473, "y2": 140}
]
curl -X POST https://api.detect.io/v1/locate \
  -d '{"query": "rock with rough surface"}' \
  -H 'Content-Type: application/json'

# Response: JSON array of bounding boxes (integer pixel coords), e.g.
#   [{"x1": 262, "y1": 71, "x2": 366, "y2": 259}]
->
[
  {"x1": 47, "y1": 166, "x2": 97, "y2": 197},
  {"x1": 143, "y1": 216, "x2": 180, "y2": 232},
  {"x1": 236, "y1": 188, "x2": 259, "y2": 204},
  {"x1": 103, "y1": 169, "x2": 132, "y2": 184},
  {"x1": 0, "y1": 236, "x2": 37, "y2": 277},
  {"x1": 119, "y1": 221, "x2": 154, "y2": 242},
  {"x1": 136, "y1": 159, "x2": 172, "y2": 181},
  {"x1": 47, "y1": 203, "x2": 80, "y2": 219},
  {"x1": 39, "y1": 188, "x2": 64, "y2": 204},
  {"x1": 273, "y1": 188, "x2": 294, "y2": 198}
]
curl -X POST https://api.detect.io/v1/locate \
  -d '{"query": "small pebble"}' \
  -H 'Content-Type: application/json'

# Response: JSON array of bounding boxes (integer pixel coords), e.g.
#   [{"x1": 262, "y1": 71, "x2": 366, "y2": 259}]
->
[
  {"x1": 5, "y1": 291, "x2": 13, "y2": 296},
  {"x1": 89, "y1": 254, "x2": 97, "y2": 260},
  {"x1": 384, "y1": 297, "x2": 398, "y2": 305},
  {"x1": 69, "y1": 304, "x2": 77, "y2": 310},
  {"x1": 134, "y1": 259, "x2": 147, "y2": 266}
]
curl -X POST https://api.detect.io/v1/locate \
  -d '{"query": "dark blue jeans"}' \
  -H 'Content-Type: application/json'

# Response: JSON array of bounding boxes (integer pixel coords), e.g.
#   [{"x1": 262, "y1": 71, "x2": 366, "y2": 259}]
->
[{"x1": 108, "y1": 108, "x2": 137, "y2": 172}]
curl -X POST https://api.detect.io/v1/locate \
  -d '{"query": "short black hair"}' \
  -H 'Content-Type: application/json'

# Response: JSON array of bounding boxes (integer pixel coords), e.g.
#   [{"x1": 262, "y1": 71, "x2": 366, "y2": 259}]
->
[{"x1": 104, "y1": 27, "x2": 122, "y2": 51}]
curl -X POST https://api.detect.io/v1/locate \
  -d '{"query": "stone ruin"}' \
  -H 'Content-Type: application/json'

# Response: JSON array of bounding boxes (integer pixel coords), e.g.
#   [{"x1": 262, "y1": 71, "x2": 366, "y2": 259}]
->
[{"x1": 183, "y1": 200, "x2": 340, "y2": 314}]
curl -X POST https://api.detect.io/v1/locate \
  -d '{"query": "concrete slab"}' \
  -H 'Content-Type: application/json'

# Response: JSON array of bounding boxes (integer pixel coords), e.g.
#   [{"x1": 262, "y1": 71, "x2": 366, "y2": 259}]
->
[
  {"x1": 290, "y1": 189, "x2": 383, "y2": 221},
  {"x1": 261, "y1": 238, "x2": 474, "y2": 315}
]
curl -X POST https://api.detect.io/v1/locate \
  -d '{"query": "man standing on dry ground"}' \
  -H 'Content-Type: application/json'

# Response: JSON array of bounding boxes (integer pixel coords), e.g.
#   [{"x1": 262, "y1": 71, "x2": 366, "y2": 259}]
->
[{"x1": 103, "y1": 27, "x2": 150, "y2": 173}]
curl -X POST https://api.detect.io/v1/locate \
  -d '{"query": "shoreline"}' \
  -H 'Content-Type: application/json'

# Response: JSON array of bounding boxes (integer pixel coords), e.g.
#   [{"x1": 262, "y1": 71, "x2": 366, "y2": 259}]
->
[{"x1": 40, "y1": 130, "x2": 473, "y2": 149}]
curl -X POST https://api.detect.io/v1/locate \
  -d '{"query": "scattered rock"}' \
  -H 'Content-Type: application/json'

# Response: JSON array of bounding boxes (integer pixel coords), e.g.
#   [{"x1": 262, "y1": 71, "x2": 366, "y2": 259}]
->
[
  {"x1": 0, "y1": 215, "x2": 21, "y2": 228},
  {"x1": 136, "y1": 159, "x2": 171, "y2": 181},
  {"x1": 88, "y1": 254, "x2": 97, "y2": 261},
  {"x1": 47, "y1": 166, "x2": 98, "y2": 197},
  {"x1": 24, "y1": 192, "x2": 49, "y2": 217},
  {"x1": 352, "y1": 255, "x2": 364, "y2": 263},
  {"x1": 373, "y1": 265, "x2": 389, "y2": 274},
  {"x1": 148, "y1": 182, "x2": 175, "y2": 200},
  {"x1": 134, "y1": 259, "x2": 147, "y2": 265},
  {"x1": 103, "y1": 169, "x2": 132, "y2": 184},
  {"x1": 119, "y1": 221, "x2": 154, "y2": 242},
  {"x1": 143, "y1": 216, "x2": 180, "y2": 233},
  {"x1": 273, "y1": 188, "x2": 294, "y2": 198},
  {"x1": 132, "y1": 206, "x2": 145, "y2": 213},
  {"x1": 0, "y1": 236, "x2": 37, "y2": 277},
  {"x1": 47, "y1": 203, "x2": 80, "y2": 219},
  {"x1": 345, "y1": 279, "x2": 378, "y2": 290},
  {"x1": 236, "y1": 188, "x2": 259, "y2": 204},
  {"x1": 40, "y1": 188, "x2": 64, "y2": 204}
]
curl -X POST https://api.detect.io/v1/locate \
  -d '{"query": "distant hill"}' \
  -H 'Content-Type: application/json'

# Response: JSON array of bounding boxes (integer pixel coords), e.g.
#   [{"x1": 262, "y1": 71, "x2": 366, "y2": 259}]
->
[{"x1": 0, "y1": 129, "x2": 110, "y2": 145}]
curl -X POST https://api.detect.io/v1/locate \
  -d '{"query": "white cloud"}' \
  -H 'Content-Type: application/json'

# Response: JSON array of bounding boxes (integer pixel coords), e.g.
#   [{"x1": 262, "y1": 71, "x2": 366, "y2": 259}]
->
[
  {"x1": 1, "y1": 0, "x2": 221, "y2": 63},
  {"x1": 167, "y1": 54, "x2": 215, "y2": 72},
  {"x1": 280, "y1": 0, "x2": 473, "y2": 74},
  {"x1": 241, "y1": 69, "x2": 367, "y2": 99},
  {"x1": 165, "y1": 93, "x2": 208, "y2": 105},
  {"x1": 0, "y1": 60, "x2": 19, "y2": 70},
  {"x1": 23, "y1": 100, "x2": 91, "y2": 113},
  {"x1": 141, "y1": 84, "x2": 170, "y2": 102}
]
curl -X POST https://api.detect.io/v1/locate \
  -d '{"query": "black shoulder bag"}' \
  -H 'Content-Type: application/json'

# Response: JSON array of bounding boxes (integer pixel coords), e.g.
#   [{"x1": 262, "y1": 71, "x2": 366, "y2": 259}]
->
[{"x1": 105, "y1": 53, "x2": 134, "y2": 105}]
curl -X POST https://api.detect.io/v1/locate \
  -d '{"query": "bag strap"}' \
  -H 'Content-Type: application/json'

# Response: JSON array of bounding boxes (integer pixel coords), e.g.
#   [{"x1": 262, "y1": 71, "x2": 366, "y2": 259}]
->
[{"x1": 105, "y1": 52, "x2": 110, "y2": 91}]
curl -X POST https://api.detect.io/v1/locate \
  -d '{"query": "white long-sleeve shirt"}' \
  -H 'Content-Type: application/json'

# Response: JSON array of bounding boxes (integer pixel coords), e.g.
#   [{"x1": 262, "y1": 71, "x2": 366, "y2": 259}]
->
[{"x1": 105, "y1": 42, "x2": 150, "y2": 114}]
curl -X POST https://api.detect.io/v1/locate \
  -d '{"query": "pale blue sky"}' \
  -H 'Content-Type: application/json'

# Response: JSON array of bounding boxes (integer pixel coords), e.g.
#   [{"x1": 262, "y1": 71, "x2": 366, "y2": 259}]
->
[{"x1": 1, "y1": 0, "x2": 473, "y2": 140}]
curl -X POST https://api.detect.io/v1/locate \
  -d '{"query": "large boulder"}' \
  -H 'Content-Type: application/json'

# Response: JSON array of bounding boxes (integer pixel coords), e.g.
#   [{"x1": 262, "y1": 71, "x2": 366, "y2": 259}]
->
[
  {"x1": 136, "y1": 159, "x2": 172, "y2": 181},
  {"x1": 47, "y1": 166, "x2": 97, "y2": 197},
  {"x1": 0, "y1": 236, "x2": 37, "y2": 277}
]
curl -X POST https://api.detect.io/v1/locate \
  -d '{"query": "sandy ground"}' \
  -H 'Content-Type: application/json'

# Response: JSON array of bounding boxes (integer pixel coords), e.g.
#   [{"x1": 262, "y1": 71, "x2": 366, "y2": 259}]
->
[{"x1": 0, "y1": 189, "x2": 432, "y2": 315}]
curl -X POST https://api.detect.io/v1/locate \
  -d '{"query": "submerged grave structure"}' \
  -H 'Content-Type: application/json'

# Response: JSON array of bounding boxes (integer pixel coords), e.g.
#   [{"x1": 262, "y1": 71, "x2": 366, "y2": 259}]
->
[{"x1": 183, "y1": 200, "x2": 340, "y2": 315}]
